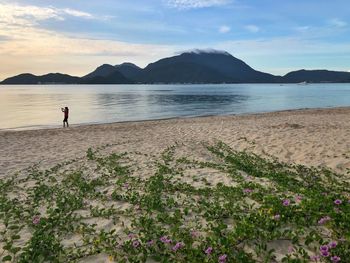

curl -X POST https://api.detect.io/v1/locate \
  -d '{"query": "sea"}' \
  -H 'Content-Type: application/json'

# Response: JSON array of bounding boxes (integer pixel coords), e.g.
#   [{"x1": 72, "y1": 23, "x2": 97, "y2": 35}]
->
[{"x1": 1, "y1": 83, "x2": 350, "y2": 130}]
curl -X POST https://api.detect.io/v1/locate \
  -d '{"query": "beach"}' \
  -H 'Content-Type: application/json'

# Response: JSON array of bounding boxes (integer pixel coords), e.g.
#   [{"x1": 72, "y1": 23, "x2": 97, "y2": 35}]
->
[
  {"x1": 1, "y1": 107, "x2": 350, "y2": 262},
  {"x1": 1, "y1": 107, "x2": 350, "y2": 177}
]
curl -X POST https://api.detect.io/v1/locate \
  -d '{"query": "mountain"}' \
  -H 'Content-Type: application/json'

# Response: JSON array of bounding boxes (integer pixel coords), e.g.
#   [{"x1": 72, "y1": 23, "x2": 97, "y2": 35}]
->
[
  {"x1": 83, "y1": 64, "x2": 118, "y2": 79},
  {"x1": 140, "y1": 61, "x2": 233, "y2": 83},
  {"x1": 1, "y1": 73, "x2": 80, "y2": 84},
  {"x1": 80, "y1": 71, "x2": 133, "y2": 84},
  {"x1": 139, "y1": 51, "x2": 281, "y2": 83},
  {"x1": 283, "y1": 70, "x2": 350, "y2": 83},
  {"x1": 82, "y1": 63, "x2": 138, "y2": 84},
  {"x1": 115, "y1": 63, "x2": 142, "y2": 81},
  {"x1": 2, "y1": 50, "x2": 350, "y2": 84}
]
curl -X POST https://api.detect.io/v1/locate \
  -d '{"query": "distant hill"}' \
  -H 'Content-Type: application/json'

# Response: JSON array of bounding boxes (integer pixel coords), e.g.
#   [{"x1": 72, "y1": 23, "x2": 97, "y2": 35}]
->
[
  {"x1": 83, "y1": 64, "x2": 118, "y2": 79},
  {"x1": 82, "y1": 64, "x2": 133, "y2": 84},
  {"x1": 80, "y1": 71, "x2": 133, "y2": 84},
  {"x1": 2, "y1": 50, "x2": 350, "y2": 84},
  {"x1": 115, "y1": 63, "x2": 142, "y2": 81},
  {"x1": 283, "y1": 70, "x2": 350, "y2": 83},
  {"x1": 1, "y1": 73, "x2": 80, "y2": 84}
]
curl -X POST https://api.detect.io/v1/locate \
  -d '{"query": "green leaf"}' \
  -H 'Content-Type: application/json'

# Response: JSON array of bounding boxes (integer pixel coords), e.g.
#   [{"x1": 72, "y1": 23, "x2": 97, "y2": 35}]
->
[
  {"x1": 11, "y1": 246, "x2": 21, "y2": 254},
  {"x1": 3, "y1": 244, "x2": 11, "y2": 250},
  {"x1": 12, "y1": 234, "x2": 21, "y2": 240},
  {"x1": 2, "y1": 255, "x2": 12, "y2": 261}
]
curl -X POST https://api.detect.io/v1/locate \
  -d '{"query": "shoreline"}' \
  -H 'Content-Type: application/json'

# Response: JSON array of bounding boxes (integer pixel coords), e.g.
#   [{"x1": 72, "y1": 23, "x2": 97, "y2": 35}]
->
[
  {"x1": 1, "y1": 105, "x2": 349, "y2": 133},
  {"x1": 1, "y1": 82, "x2": 350, "y2": 85}
]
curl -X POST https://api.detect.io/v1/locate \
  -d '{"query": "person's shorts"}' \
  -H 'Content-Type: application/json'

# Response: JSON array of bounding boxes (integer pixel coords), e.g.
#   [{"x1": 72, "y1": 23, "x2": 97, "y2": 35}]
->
[{"x1": 63, "y1": 117, "x2": 68, "y2": 122}]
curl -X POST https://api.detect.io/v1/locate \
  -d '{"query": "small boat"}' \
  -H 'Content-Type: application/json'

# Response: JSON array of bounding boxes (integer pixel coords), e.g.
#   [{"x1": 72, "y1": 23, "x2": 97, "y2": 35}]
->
[{"x1": 297, "y1": 81, "x2": 308, "y2": 85}]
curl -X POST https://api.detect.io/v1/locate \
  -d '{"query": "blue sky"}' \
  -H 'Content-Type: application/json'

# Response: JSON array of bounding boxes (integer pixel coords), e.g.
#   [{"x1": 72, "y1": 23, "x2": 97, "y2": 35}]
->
[{"x1": 0, "y1": 0, "x2": 349, "y2": 79}]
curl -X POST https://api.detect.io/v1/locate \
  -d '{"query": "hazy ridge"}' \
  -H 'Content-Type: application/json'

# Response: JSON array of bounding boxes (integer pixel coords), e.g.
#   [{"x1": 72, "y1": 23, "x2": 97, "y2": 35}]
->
[{"x1": 2, "y1": 50, "x2": 350, "y2": 84}]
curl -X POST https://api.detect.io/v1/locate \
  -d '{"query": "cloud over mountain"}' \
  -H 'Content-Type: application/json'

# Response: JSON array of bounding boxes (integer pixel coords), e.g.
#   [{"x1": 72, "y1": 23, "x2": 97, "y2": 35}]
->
[{"x1": 167, "y1": 0, "x2": 230, "y2": 9}]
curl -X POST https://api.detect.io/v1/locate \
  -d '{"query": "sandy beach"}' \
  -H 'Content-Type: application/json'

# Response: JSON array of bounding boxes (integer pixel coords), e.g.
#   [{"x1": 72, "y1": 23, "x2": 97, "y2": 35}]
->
[
  {"x1": 1, "y1": 107, "x2": 350, "y2": 177},
  {"x1": 1, "y1": 107, "x2": 350, "y2": 262}
]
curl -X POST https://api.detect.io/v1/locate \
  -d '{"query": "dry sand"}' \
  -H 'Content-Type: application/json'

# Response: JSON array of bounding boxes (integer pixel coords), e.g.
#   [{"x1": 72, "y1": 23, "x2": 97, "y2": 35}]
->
[
  {"x1": 1, "y1": 107, "x2": 350, "y2": 177},
  {"x1": 1, "y1": 107, "x2": 350, "y2": 262}
]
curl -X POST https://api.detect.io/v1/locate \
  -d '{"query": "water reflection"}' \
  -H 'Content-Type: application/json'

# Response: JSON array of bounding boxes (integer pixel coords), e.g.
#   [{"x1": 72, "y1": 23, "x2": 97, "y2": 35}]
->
[
  {"x1": 1, "y1": 84, "x2": 350, "y2": 130},
  {"x1": 93, "y1": 93, "x2": 250, "y2": 121},
  {"x1": 146, "y1": 94, "x2": 247, "y2": 106},
  {"x1": 96, "y1": 93, "x2": 141, "y2": 107}
]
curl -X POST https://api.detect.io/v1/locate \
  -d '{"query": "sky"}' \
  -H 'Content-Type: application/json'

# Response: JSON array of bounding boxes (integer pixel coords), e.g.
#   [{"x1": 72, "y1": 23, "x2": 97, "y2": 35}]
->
[{"x1": 0, "y1": 0, "x2": 349, "y2": 80}]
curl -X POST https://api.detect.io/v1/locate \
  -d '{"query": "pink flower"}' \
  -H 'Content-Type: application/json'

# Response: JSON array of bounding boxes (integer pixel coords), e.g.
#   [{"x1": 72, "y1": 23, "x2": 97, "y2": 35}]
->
[
  {"x1": 331, "y1": 256, "x2": 341, "y2": 263},
  {"x1": 321, "y1": 250, "x2": 330, "y2": 257},
  {"x1": 172, "y1": 242, "x2": 184, "y2": 252},
  {"x1": 243, "y1": 188, "x2": 253, "y2": 194},
  {"x1": 32, "y1": 216, "x2": 40, "y2": 225},
  {"x1": 205, "y1": 246, "x2": 213, "y2": 255},
  {"x1": 218, "y1": 254, "x2": 227, "y2": 263},
  {"x1": 318, "y1": 216, "x2": 331, "y2": 225},
  {"x1": 310, "y1": 255, "x2": 320, "y2": 262},
  {"x1": 160, "y1": 236, "x2": 172, "y2": 244},
  {"x1": 328, "y1": 241, "x2": 337, "y2": 249},
  {"x1": 283, "y1": 199, "x2": 291, "y2": 206},
  {"x1": 132, "y1": 240, "x2": 140, "y2": 248},
  {"x1": 320, "y1": 245, "x2": 329, "y2": 252},
  {"x1": 295, "y1": 195, "x2": 302, "y2": 203},
  {"x1": 334, "y1": 199, "x2": 342, "y2": 205}
]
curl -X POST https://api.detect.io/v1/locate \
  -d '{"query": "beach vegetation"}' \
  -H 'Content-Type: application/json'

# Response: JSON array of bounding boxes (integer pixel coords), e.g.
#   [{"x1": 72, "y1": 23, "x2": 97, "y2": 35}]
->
[{"x1": 0, "y1": 142, "x2": 349, "y2": 262}]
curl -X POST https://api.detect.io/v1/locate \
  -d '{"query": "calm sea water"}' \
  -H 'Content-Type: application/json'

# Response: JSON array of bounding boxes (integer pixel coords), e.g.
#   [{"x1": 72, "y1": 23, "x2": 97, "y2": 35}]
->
[{"x1": 1, "y1": 84, "x2": 350, "y2": 130}]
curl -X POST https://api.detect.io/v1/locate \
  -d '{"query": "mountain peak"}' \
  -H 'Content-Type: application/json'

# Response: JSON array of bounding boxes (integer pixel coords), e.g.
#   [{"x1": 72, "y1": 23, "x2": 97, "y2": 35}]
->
[
  {"x1": 98, "y1": 64, "x2": 115, "y2": 69},
  {"x1": 84, "y1": 64, "x2": 116, "y2": 79},
  {"x1": 180, "y1": 49, "x2": 231, "y2": 56},
  {"x1": 116, "y1": 62, "x2": 141, "y2": 69}
]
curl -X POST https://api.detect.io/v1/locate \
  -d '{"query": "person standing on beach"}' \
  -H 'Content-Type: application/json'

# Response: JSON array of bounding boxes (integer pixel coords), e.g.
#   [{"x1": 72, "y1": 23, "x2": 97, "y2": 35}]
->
[{"x1": 61, "y1": 107, "x2": 69, "y2": 128}]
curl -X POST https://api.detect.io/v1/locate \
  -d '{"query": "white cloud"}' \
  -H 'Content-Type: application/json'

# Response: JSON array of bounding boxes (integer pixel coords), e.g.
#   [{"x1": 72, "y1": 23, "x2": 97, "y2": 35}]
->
[
  {"x1": 245, "y1": 25, "x2": 260, "y2": 33},
  {"x1": 295, "y1": 26, "x2": 310, "y2": 32},
  {"x1": 219, "y1": 25, "x2": 230, "y2": 33},
  {"x1": 0, "y1": 3, "x2": 97, "y2": 27},
  {"x1": 167, "y1": 0, "x2": 230, "y2": 9},
  {"x1": 61, "y1": 8, "x2": 94, "y2": 19},
  {"x1": 0, "y1": 24, "x2": 178, "y2": 79},
  {"x1": 329, "y1": 18, "x2": 347, "y2": 28},
  {"x1": 0, "y1": 2, "x2": 181, "y2": 80}
]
